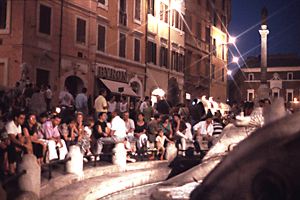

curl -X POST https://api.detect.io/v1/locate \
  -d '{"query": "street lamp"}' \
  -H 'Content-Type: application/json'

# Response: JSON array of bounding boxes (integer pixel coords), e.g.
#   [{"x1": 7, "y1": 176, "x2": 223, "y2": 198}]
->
[
  {"x1": 228, "y1": 36, "x2": 236, "y2": 44},
  {"x1": 227, "y1": 70, "x2": 232, "y2": 76},
  {"x1": 232, "y1": 56, "x2": 239, "y2": 63}
]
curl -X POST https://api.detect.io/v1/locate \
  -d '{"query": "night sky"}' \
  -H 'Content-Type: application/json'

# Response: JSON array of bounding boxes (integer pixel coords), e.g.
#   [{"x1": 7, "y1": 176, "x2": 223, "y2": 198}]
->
[{"x1": 229, "y1": 0, "x2": 300, "y2": 66}]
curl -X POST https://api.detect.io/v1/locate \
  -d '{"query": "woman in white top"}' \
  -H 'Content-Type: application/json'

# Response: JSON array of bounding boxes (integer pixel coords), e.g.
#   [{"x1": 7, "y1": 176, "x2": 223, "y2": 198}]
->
[
  {"x1": 108, "y1": 96, "x2": 117, "y2": 113},
  {"x1": 119, "y1": 96, "x2": 128, "y2": 113}
]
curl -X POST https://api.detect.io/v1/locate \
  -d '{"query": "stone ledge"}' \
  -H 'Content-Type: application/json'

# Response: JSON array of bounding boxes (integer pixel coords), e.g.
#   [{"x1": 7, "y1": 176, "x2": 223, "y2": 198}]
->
[
  {"x1": 42, "y1": 166, "x2": 171, "y2": 200},
  {"x1": 41, "y1": 160, "x2": 168, "y2": 199}
]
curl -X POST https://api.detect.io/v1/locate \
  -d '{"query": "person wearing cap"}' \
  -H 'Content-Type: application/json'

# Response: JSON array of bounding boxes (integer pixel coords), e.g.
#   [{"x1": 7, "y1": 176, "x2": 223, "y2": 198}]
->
[
  {"x1": 193, "y1": 110, "x2": 214, "y2": 151},
  {"x1": 41, "y1": 113, "x2": 68, "y2": 161}
]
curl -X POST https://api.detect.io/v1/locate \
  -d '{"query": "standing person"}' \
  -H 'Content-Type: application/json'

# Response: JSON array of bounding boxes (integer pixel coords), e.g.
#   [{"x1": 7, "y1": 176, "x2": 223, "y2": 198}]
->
[
  {"x1": 139, "y1": 96, "x2": 150, "y2": 113},
  {"x1": 75, "y1": 87, "x2": 88, "y2": 116},
  {"x1": 143, "y1": 101, "x2": 153, "y2": 123},
  {"x1": 59, "y1": 87, "x2": 74, "y2": 108},
  {"x1": 119, "y1": 96, "x2": 128, "y2": 114},
  {"x1": 23, "y1": 114, "x2": 45, "y2": 165},
  {"x1": 107, "y1": 96, "x2": 117, "y2": 114},
  {"x1": 45, "y1": 85, "x2": 52, "y2": 111},
  {"x1": 94, "y1": 89, "x2": 108, "y2": 119},
  {"x1": 41, "y1": 114, "x2": 68, "y2": 161},
  {"x1": 6, "y1": 110, "x2": 31, "y2": 174},
  {"x1": 129, "y1": 101, "x2": 137, "y2": 121},
  {"x1": 29, "y1": 87, "x2": 47, "y2": 116},
  {"x1": 134, "y1": 113, "x2": 148, "y2": 151}
]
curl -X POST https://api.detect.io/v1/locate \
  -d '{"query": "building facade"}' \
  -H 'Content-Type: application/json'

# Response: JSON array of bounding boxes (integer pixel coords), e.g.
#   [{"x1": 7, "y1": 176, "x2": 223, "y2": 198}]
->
[
  {"x1": 0, "y1": 0, "x2": 231, "y2": 105},
  {"x1": 229, "y1": 54, "x2": 300, "y2": 105},
  {"x1": 184, "y1": 0, "x2": 231, "y2": 102}
]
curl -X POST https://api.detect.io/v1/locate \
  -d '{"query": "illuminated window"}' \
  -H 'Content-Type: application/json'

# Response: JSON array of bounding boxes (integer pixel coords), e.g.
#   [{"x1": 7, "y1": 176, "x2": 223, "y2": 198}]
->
[
  {"x1": 148, "y1": 0, "x2": 155, "y2": 16},
  {"x1": 159, "y1": 2, "x2": 168, "y2": 23},
  {"x1": 247, "y1": 89, "x2": 254, "y2": 101}
]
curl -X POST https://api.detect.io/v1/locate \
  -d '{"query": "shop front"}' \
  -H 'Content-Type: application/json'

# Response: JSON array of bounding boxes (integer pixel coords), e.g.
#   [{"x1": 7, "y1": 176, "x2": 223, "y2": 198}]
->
[{"x1": 94, "y1": 63, "x2": 142, "y2": 102}]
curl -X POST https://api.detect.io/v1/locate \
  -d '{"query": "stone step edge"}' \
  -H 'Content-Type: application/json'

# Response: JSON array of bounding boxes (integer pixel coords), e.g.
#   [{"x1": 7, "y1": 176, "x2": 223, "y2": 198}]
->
[
  {"x1": 42, "y1": 166, "x2": 171, "y2": 200},
  {"x1": 40, "y1": 160, "x2": 169, "y2": 198}
]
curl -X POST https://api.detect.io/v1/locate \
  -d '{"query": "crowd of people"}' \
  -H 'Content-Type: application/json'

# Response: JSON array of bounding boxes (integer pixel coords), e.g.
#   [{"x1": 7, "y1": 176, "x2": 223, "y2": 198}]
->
[{"x1": 0, "y1": 82, "x2": 235, "y2": 177}]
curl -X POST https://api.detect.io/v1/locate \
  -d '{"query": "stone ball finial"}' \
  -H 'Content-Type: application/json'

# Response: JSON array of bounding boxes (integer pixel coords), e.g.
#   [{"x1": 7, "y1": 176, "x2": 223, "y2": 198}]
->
[{"x1": 261, "y1": 6, "x2": 268, "y2": 25}]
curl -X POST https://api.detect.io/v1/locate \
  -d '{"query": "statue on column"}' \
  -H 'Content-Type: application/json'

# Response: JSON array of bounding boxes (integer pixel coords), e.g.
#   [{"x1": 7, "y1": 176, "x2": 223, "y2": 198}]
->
[{"x1": 261, "y1": 7, "x2": 268, "y2": 26}]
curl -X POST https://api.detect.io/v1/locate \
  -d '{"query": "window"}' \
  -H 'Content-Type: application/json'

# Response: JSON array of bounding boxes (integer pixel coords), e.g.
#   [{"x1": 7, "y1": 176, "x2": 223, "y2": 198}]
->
[
  {"x1": 222, "y1": 45, "x2": 225, "y2": 60},
  {"x1": 185, "y1": 50, "x2": 192, "y2": 74},
  {"x1": 212, "y1": 38, "x2": 216, "y2": 56},
  {"x1": 0, "y1": 59, "x2": 8, "y2": 86},
  {"x1": 0, "y1": 0, "x2": 7, "y2": 30},
  {"x1": 222, "y1": 68, "x2": 225, "y2": 82},
  {"x1": 160, "y1": 2, "x2": 168, "y2": 23},
  {"x1": 286, "y1": 89, "x2": 293, "y2": 102},
  {"x1": 97, "y1": 0, "x2": 108, "y2": 7},
  {"x1": 211, "y1": 64, "x2": 215, "y2": 79},
  {"x1": 147, "y1": 40, "x2": 157, "y2": 64},
  {"x1": 247, "y1": 89, "x2": 254, "y2": 101},
  {"x1": 134, "y1": 0, "x2": 141, "y2": 21},
  {"x1": 160, "y1": 46, "x2": 168, "y2": 67},
  {"x1": 206, "y1": 27, "x2": 210, "y2": 43},
  {"x1": 222, "y1": 0, "x2": 226, "y2": 10},
  {"x1": 97, "y1": 25, "x2": 105, "y2": 52},
  {"x1": 172, "y1": 10, "x2": 182, "y2": 30},
  {"x1": 148, "y1": 0, "x2": 155, "y2": 16},
  {"x1": 287, "y1": 72, "x2": 293, "y2": 80},
  {"x1": 76, "y1": 18, "x2": 86, "y2": 45},
  {"x1": 185, "y1": 15, "x2": 192, "y2": 30},
  {"x1": 212, "y1": 12, "x2": 217, "y2": 26},
  {"x1": 272, "y1": 88, "x2": 280, "y2": 98},
  {"x1": 171, "y1": 51, "x2": 179, "y2": 71},
  {"x1": 134, "y1": 38, "x2": 140, "y2": 62},
  {"x1": 119, "y1": 33, "x2": 126, "y2": 58},
  {"x1": 39, "y1": 4, "x2": 52, "y2": 35},
  {"x1": 119, "y1": 0, "x2": 127, "y2": 26},
  {"x1": 248, "y1": 73, "x2": 254, "y2": 81}
]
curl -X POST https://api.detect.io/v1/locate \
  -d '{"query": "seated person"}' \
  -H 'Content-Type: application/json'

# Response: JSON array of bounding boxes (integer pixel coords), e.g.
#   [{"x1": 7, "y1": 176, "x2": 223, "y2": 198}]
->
[
  {"x1": 156, "y1": 129, "x2": 172, "y2": 160},
  {"x1": 134, "y1": 113, "x2": 148, "y2": 151},
  {"x1": 0, "y1": 130, "x2": 10, "y2": 176},
  {"x1": 6, "y1": 110, "x2": 31, "y2": 174},
  {"x1": 41, "y1": 113, "x2": 68, "y2": 161},
  {"x1": 193, "y1": 112, "x2": 214, "y2": 151}
]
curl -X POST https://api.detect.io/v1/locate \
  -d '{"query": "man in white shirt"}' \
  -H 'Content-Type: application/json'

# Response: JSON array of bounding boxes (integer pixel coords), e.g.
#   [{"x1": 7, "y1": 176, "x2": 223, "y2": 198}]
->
[
  {"x1": 110, "y1": 112, "x2": 127, "y2": 141},
  {"x1": 193, "y1": 112, "x2": 214, "y2": 150},
  {"x1": 6, "y1": 110, "x2": 31, "y2": 174},
  {"x1": 139, "y1": 96, "x2": 150, "y2": 113},
  {"x1": 123, "y1": 111, "x2": 135, "y2": 142}
]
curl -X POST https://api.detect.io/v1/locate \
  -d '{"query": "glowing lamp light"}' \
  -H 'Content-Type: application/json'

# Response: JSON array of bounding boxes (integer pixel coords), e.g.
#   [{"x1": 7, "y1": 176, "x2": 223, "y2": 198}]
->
[
  {"x1": 186, "y1": 93, "x2": 191, "y2": 100},
  {"x1": 232, "y1": 56, "x2": 239, "y2": 63},
  {"x1": 55, "y1": 107, "x2": 61, "y2": 114},
  {"x1": 293, "y1": 98, "x2": 299, "y2": 103},
  {"x1": 228, "y1": 36, "x2": 236, "y2": 44},
  {"x1": 227, "y1": 70, "x2": 232, "y2": 76},
  {"x1": 152, "y1": 88, "x2": 165, "y2": 97},
  {"x1": 171, "y1": 0, "x2": 183, "y2": 11}
]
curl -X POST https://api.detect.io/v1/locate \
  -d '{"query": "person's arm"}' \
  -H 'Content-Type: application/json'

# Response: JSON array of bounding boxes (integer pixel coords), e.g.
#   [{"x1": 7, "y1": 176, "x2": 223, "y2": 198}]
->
[{"x1": 8, "y1": 134, "x2": 24, "y2": 148}]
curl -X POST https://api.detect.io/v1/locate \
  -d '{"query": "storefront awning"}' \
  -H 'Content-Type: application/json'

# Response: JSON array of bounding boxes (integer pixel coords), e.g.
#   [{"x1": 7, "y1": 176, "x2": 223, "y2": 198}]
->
[{"x1": 99, "y1": 78, "x2": 137, "y2": 96}]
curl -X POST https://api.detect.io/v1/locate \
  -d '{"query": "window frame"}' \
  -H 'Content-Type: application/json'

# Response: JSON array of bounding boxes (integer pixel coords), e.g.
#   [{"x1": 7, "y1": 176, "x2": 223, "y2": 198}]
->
[
  {"x1": 37, "y1": 3, "x2": 52, "y2": 37},
  {"x1": 97, "y1": 0, "x2": 108, "y2": 10},
  {"x1": 247, "y1": 89, "x2": 254, "y2": 102},
  {"x1": 96, "y1": 24, "x2": 106, "y2": 52},
  {"x1": 118, "y1": 32, "x2": 127, "y2": 58},
  {"x1": 0, "y1": 0, "x2": 11, "y2": 34},
  {"x1": 286, "y1": 89, "x2": 293, "y2": 102},
  {"x1": 248, "y1": 73, "x2": 254, "y2": 81},
  {"x1": 134, "y1": 0, "x2": 142, "y2": 24},
  {"x1": 75, "y1": 16, "x2": 88, "y2": 47},
  {"x1": 287, "y1": 72, "x2": 293, "y2": 80},
  {"x1": 133, "y1": 37, "x2": 141, "y2": 62}
]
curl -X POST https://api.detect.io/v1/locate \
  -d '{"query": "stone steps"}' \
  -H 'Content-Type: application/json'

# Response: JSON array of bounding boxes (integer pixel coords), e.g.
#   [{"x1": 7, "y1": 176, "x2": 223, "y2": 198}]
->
[{"x1": 41, "y1": 160, "x2": 169, "y2": 199}]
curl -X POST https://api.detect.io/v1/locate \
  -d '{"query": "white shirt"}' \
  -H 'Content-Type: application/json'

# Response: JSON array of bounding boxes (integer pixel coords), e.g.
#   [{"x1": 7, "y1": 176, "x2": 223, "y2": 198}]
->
[
  {"x1": 111, "y1": 116, "x2": 126, "y2": 138},
  {"x1": 108, "y1": 101, "x2": 117, "y2": 113},
  {"x1": 94, "y1": 95, "x2": 108, "y2": 113},
  {"x1": 84, "y1": 126, "x2": 92, "y2": 138},
  {"x1": 119, "y1": 102, "x2": 128, "y2": 113},
  {"x1": 193, "y1": 121, "x2": 214, "y2": 136},
  {"x1": 139, "y1": 101, "x2": 148, "y2": 113},
  {"x1": 124, "y1": 118, "x2": 135, "y2": 135},
  {"x1": 5, "y1": 120, "x2": 22, "y2": 136},
  {"x1": 59, "y1": 91, "x2": 74, "y2": 107},
  {"x1": 156, "y1": 135, "x2": 167, "y2": 145}
]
